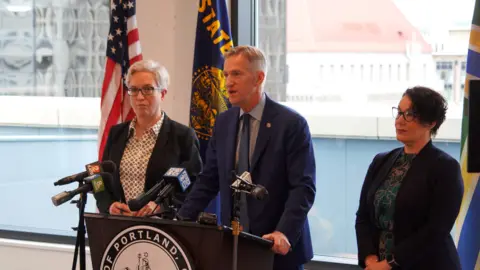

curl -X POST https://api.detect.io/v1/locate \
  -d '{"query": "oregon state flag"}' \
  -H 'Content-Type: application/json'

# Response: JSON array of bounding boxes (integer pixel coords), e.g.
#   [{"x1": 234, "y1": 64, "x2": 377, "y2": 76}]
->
[
  {"x1": 456, "y1": 1, "x2": 480, "y2": 269},
  {"x1": 189, "y1": 0, "x2": 233, "y2": 217}
]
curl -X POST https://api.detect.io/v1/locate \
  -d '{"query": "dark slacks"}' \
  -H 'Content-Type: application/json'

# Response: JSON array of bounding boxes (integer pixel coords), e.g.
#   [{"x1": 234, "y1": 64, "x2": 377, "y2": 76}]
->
[{"x1": 274, "y1": 265, "x2": 304, "y2": 270}]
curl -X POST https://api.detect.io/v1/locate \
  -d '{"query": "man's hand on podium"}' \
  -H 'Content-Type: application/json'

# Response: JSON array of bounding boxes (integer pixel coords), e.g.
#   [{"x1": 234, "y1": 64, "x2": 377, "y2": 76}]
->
[
  {"x1": 365, "y1": 260, "x2": 392, "y2": 270},
  {"x1": 134, "y1": 201, "x2": 160, "y2": 217},
  {"x1": 262, "y1": 231, "x2": 291, "y2": 255}
]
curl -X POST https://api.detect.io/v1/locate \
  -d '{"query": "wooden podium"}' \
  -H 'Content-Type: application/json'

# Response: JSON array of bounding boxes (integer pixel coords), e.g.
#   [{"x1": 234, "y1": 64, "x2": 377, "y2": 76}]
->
[{"x1": 84, "y1": 213, "x2": 274, "y2": 270}]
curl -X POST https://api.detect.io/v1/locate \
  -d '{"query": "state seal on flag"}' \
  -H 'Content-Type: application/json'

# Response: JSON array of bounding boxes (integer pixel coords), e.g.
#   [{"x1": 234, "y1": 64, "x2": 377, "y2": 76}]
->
[{"x1": 190, "y1": 65, "x2": 229, "y2": 140}]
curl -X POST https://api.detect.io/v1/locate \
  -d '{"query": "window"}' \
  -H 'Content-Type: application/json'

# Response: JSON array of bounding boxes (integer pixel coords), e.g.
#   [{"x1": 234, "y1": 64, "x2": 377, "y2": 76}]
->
[
  {"x1": 436, "y1": 61, "x2": 455, "y2": 98},
  {"x1": 405, "y1": 63, "x2": 410, "y2": 81},
  {"x1": 0, "y1": 0, "x2": 109, "y2": 236},
  {"x1": 370, "y1": 64, "x2": 374, "y2": 82},
  {"x1": 379, "y1": 64, "x2": 383, "y2": 81},
  {"x1": 254, "y1": 0, "x2": 472, "y2": 262},
  {"x1": 388, "y1": 64, "x2": 392, "y2": 81},
  {"x1": 397, "y1": 64, "x2": 401, "y2": 81},
  {"x1": 461, "y1": 61, "x2": 467, "y2": 90}
]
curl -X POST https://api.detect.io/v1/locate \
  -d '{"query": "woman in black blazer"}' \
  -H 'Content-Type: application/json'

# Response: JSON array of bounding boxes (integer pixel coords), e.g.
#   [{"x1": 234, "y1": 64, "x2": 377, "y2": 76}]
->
[
  {"x1": 355, "y1": 86, "x2": 464, "y2": 270},
  {"x1": 98, "y1": 59, "x2": 202, "y2": 217}
]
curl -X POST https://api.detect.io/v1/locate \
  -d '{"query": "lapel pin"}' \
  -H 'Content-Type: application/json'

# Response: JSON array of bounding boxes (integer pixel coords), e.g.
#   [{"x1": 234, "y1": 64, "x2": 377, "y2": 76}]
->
[{"x1": 266, "y1": 123, "x2": 271, "y2": 128}]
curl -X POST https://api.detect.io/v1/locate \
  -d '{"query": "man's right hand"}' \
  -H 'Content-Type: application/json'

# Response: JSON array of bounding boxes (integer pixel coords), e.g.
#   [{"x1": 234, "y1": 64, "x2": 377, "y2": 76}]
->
[
  {"x1": 365, "y1": 254, "x2": 379, "y2": 267},
  {"x1": 109, "y1": 202, "x2": 134, "y2": 216}
]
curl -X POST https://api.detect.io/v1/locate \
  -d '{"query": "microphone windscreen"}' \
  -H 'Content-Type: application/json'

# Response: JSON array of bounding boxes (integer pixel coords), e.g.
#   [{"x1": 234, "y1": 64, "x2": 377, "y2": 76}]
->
[
  {"x1": 252, "y1": 185, "x2": 269, "y2": 201},
  {"x1": 102, "y1": 160, "x2": 117, "y2": 173},
  {"x1": 163, "y1": 167, "x2": 191, "y2": 192}
]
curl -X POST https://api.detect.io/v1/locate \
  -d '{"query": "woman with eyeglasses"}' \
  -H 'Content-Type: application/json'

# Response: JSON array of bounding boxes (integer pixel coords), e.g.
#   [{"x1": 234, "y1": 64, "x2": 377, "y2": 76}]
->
[
  {"x1": 355, "y1": 86, "x2": 463, "y2": 270},
  {"x1": 97, "y1": 59, "x2": 202, "y2": 217}
]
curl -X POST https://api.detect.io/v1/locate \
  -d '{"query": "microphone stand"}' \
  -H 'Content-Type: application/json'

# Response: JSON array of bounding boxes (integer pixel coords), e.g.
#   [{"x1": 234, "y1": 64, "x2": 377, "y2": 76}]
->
[
  {"x1": 71, "y1": 182, "x2": 88, "y2": 270},
  {"x1": 151, "y1": 192, "x2": 181, "y2": 220},
  {"x1": 231, "y1": 190, "x2": 241, "y2": 270},
  {"x1": 158, "y1": 197, "x2": 177, "y2": 220}
]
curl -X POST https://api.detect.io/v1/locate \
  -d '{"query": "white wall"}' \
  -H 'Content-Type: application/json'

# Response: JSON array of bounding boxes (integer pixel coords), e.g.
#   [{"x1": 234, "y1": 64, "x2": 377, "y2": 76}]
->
[
  {"x1": 0, "y1": 239, "x2": 93, "y2": 270},
  {"x1": 137, "y1": 0, "x2": 198, "y2": 125},
  {"x1": 0, "y1": 1, "x2": 199, "y2": 270}
]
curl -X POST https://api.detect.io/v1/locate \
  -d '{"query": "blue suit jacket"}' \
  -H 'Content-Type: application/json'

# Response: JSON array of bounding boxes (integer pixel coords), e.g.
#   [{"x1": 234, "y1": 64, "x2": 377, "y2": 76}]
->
[{"x1": 179, "y1": 96, "x2": 316, "y2": 268}]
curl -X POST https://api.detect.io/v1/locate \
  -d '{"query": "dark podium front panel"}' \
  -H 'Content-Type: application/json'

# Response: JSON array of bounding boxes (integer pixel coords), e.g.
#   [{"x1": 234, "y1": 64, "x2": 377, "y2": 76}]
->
[{"x1": 85, "y1": 213, "x2": 274, "y2": 270}]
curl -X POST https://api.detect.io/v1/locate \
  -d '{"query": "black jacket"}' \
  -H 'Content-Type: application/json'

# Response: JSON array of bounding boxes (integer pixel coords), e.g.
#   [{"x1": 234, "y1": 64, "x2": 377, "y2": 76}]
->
[
  {"x1": 355, "y1": 141, "x2": 464, "y2": 270},
  {"x1": 97, "y1": 113, "x2": 202, "y2": 213}
]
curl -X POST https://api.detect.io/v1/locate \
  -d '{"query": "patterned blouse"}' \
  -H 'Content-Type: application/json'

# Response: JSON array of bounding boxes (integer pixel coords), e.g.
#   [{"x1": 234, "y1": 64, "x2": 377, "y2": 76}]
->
[
  {"x1": 374, "y1": 151, "x2": 416, "y2": 260},
  {"x1": 119, "y1": 113, "x2": 165, "y2": 203}
]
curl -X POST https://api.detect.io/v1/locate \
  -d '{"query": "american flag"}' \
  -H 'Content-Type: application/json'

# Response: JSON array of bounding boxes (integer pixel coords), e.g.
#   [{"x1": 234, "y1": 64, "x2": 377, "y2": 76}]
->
[{"x1": 98, "y1": 0, "x2": 142, "y2": 160}]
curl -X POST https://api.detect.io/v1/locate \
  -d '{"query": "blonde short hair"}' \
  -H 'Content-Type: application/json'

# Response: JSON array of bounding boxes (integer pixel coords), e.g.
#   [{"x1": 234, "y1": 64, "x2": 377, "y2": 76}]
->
[
  {"x1": 224, "y1": 45, "x2": 267, "y2": 75},
  {"x1": 125, "y1": 60, "x2": 170, "y2": 89}
]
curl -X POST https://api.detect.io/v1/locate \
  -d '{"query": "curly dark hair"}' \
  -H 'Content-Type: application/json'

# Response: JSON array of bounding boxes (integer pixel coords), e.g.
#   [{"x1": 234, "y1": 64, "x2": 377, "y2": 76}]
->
[{"x1": 402, "y1": 86, "x2": 448, "y2": 137}]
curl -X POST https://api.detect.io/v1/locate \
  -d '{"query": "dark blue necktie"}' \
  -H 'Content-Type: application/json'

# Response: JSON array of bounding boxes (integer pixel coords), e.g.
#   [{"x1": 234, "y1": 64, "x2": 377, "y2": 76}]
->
[{"x1": 237, "y1": 113, "x2": 250, "y2": 232}]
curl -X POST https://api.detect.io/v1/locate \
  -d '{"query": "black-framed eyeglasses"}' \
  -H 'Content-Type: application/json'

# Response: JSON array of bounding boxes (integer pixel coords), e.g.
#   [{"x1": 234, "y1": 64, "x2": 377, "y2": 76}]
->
[
  {"x1": 127, "y1": 86, "x2": 159, "y2": 96},
  {"x1": 392, "y1": 107, "x2": 415, "y2": 122}
]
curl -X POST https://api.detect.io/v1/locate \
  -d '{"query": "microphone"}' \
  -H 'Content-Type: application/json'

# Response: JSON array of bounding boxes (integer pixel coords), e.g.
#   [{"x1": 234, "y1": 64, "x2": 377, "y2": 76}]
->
[
  {"x1": 154, "y1": 167, "x2": 192, "y2": 205},
  {"x1": 51, "y1": 172, "x2": 114, "y2": 207},
  {"x1": 53, "y1": 160, "x2": 116, "y2": 186},
  {"x1": 127, "y1": 167, "x2": 192, "y2": 211},
  {"x1": 230, "y1": 171, "x2": 269, "y2": 200},
  {"x1": 128, "y1": 180, "x2": 166, "y2": 212}
]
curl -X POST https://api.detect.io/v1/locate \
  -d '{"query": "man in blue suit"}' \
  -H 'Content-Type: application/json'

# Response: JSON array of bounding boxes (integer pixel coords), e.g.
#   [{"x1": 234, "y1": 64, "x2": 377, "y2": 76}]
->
[{"x1": 178, "y1": 45, "x2": 316, "y2": 270}]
